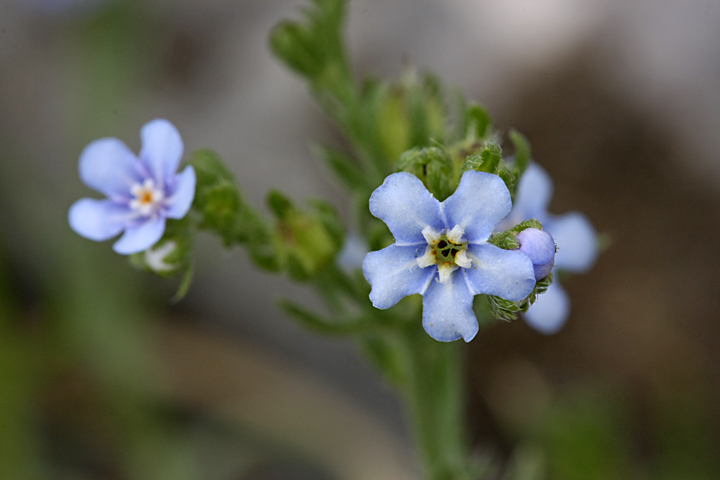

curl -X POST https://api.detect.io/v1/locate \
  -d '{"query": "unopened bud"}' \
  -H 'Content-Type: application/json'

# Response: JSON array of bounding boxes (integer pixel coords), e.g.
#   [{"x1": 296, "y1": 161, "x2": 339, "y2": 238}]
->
[{"x1": 515, "y1": 228, "x2": 555, "y2": 280}]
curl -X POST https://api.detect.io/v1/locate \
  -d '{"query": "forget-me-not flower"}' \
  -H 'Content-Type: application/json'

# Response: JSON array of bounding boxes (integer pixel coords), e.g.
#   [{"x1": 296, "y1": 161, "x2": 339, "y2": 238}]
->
[
  {"x1": 69, "y1": 119, "x2": 196, "y2": 255},
  {"x1": 498, "y1": 163, "x2": 598, "y2": 334},
  {"x1": 363, "y1": 171, "x2": 536, "y2": 342}
]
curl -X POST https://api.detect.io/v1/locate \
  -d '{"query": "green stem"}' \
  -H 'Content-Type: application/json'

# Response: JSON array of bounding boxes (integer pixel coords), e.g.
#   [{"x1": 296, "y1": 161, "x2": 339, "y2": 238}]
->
[{"x1": 401, "y1": 324, "x2": 471, "y2": 480}]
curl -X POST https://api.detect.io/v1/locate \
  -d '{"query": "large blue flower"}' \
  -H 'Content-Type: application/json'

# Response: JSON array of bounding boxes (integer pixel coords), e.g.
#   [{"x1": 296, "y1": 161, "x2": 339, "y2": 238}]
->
[
  {"x1": 68, "y1": 119, "x2": 196, "y2": 255},
  {"x1": 499, "y1": 163, "x2": 598, "y2": 334},
  {"x1": 363, "y1": 171, "x2": 536, "y2": 342}
]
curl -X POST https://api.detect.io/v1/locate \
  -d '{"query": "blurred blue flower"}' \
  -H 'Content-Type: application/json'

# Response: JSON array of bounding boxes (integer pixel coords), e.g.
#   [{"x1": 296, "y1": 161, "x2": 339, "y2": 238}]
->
[
  {"x1": 363, "y1": 171, "x2": 535, "y2": 342},
  {"x1": 337, "y1": 233, "x2": 368, "y2": 274},
  {"x1": 69, "y1": 119, "x2": 196, "y2": 255},
  {"x1": 499, "y1": 163, "x2": 598, "y2": 334}
]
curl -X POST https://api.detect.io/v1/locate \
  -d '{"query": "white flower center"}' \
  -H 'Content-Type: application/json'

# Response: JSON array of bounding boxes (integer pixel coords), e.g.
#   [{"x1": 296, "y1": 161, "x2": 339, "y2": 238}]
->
[
  {"x1": 417, "y1": 225, "x2": 472, "y2": 284},
  {"x1": 129, "y1": 179, "x2": 165, "y2": 217}
]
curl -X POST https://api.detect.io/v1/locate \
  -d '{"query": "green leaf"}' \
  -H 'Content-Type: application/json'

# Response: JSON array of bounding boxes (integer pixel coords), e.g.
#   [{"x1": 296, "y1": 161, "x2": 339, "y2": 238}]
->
[
  {"x1": 487, "y1": 272, "x2": 554, "y2": 321},
  {"x1": 267, "y1": 190, "x2": 294, "y2": 220},
  {"x1": 464, "y1": 103, "x2": 492, "y2": 139},
  {"x1": 509, "y1": 129, "x2": 531, "y2": 174},
  {"x1": 269, "y1": 0, "x2": 348, "y2": 84},
  {"x1": 170, "y1": 264, "x2": 194, "y2": 304}
]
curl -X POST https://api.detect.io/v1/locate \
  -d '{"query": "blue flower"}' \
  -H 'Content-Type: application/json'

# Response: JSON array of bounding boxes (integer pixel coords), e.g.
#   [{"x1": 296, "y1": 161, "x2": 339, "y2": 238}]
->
[
  {"x1": 363, "y1": 171, "x2": 536, "y2": 342},
  {"x1": 499, "y1": 163, "x2": 598, "y2": 334},
  {"x1": 68, "y1": 119, "x2": 196, "y2": 255}
]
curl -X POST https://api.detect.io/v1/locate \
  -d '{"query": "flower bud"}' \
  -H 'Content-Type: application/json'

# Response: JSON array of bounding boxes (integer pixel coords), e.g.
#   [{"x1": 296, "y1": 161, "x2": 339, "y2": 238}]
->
[{"x1": 515, "y1": 228, "x2": 555, "y2": 280}]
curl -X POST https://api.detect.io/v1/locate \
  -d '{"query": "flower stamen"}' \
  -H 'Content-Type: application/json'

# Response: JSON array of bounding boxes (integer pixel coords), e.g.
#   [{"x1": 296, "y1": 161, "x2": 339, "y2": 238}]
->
[
  {"x1": 416, "y1": 224, "x2": 472, "y2": 283},
  {"x1": 129, "y1": 178, "x2": 165, "y2": 217}
]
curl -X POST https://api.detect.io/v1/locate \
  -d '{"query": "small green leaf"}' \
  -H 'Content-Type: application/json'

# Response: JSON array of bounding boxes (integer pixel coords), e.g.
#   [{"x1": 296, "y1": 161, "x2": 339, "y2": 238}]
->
[
  {"x1": 465, "y1": 103, "x2": 492, "y2": 139},
  {"x1": 269, "y1": 21, "x2": 321, "y2": 77},
  {"x1": 509, "y1": 129, "x2": 531, "y2": 174},
  {"x1": 170, "y1": 264, "x2": 194, "y2": 304}
]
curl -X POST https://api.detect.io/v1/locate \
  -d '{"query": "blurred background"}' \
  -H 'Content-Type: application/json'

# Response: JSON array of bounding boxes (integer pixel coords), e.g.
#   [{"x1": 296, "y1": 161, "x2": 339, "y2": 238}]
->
[{"x1": 1, "y1": 0, "x2": 719, "y2": 478}]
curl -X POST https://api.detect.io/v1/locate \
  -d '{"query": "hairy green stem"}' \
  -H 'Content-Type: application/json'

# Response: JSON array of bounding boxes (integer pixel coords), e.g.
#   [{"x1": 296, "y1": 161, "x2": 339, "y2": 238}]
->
[{"x1": 401, "y1": 325, "x2": 472, "y2": 480}]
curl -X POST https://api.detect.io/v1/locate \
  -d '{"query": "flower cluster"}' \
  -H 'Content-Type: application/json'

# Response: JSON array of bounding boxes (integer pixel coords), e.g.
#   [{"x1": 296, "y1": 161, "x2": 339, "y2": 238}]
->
[
  {"x1": 498, "y1": 163, "x2": 598, "y2": 334},
  {"x1": 363, "y1": 171, "x2": 536, "y2": 342},
  {"x1": 68, "y1": 119, "x2": 196, "y2": 255}
]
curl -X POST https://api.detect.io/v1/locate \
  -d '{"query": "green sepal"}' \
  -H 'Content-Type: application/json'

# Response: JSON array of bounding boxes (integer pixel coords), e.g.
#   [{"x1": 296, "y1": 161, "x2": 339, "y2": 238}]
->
[
  {"x1": 487, "y1": 272, "x2": 554, "y2": 321},
  {"x1": 497, "y1": 165, "x2": 519, "y2": 198},
  {"x1": 488, "y1": 218, "x2": 544, "y2": 251},
  {"x1": 269, "y1": 193, "x2": 343, "y2": 281},
  {"x1": 488, "y1": 231, "x2": 519, "y2": 250},
  {"x1": 464, "y1": 103, "x2": 492, "y2": 140},
  {"x1": 460, "y1": 142, "x2": 502, "y2": 175},
  {"x1": 397, "y1": 146, "x2": 455, "y2": 201},
  {"x1": 510, "y1": 218, "x2": 544, "y2": 233}
]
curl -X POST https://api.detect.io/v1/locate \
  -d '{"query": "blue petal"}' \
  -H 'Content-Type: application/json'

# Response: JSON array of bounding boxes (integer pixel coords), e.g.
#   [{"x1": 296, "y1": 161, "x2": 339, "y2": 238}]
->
[
  {"x1": 363, "y1": 244, "x2": 435, "y2": 309},
  {"x1": 422, "y1": 272, "x2": 478, "y2": 342},
  {"x1": 165, "y1": 166, "x2": 196, "y2": 219},
  {"x1": 369, "y1": 173, "x2": 444, "y2": 245},
  {"x1": 112, "y1": 216, "x2": 166, "y2": 255},
  {"x1": 464, "y1": 243, "x2": 535, "y2": 301},
  {"x1": 515, "y1": 162, "x2": 553, "y2": 219},
  {"x1": 545, "y1": 212, "x2": 598, "y2": 272},
  {"x1": 79, "y1": 138, "x2": 142, "y2": 198},
  {"x1": 139, "y1": 119, "x2": 184, "y2": 184},
  {"x1": 497, "y1": 162, "x2": 553, "y2": 230},
  {"x1": 442, "y1": 171, "x2": 512, "y2": 243},
  {"x1": 524, "y1": 281, "x2": 570, "y2": 335},
  {"x1": 68, "y1": 198, "x2": 129, "y2": 241}
]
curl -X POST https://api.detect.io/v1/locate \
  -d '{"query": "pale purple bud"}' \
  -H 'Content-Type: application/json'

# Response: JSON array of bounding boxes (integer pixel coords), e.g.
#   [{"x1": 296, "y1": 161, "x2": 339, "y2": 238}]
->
[{"x1": 516, "y1": 228, "x2": 555, "y2": 281}]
